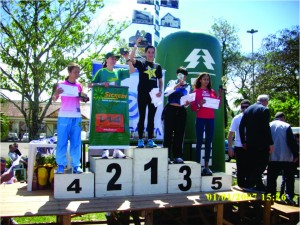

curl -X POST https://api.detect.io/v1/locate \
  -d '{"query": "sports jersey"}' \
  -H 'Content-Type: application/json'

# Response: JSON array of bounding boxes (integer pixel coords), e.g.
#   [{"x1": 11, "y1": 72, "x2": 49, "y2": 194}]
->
[
  {"x1": 133, "y1": 60, "x2": 163, "y2": 94},
  {"x1": 92, "y1": 68, "x2": 130, "y2": 86}
]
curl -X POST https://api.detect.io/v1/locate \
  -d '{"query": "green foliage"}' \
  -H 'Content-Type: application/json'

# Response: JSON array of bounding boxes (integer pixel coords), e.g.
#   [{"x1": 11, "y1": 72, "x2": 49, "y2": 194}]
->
[
  {"x1": 14, "y1": 213, "x2": 106, "y2": 224},
  {"x1": 268, "y1": 97, "x2": 299, "y2": 127},
  {"x1": 256, "y1": 26, "x2": 299, "y2": 100},
  {"x1": 0, "y1": 0, "x2": 130, "y2": 139},
  {"x1": 210, "y1": 18, "x2": 242, "y2": 126},
  {"x1": 35, "y1": 151, "x2": 56, "y2": 166},
  {"x1": 0, "y1": 112, "x2": 9, "y2": 140}
]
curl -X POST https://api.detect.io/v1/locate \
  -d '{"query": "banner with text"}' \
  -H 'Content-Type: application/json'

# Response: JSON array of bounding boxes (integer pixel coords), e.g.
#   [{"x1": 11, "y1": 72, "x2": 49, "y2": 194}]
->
[
  {"x1": 89, "y1": 85, "x2": 130, "y2": 149},
  {"x1": 91, "y1": 61, "x2": 165, "y2": 142}
]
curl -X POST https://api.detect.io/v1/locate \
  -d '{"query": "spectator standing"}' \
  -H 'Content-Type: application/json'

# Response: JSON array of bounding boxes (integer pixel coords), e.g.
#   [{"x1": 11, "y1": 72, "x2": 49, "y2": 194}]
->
[
  {"x1": 130, "y1": 37, "x2": 163, "y2": 148},
  {"x1": 163, "y1": 66, "x2": 190, "y2": 164},
  {"x1": 190, "y1": 72, "x2": 223, "y2": 175},
  {"x1": 227, "y1": 99, "x2": 251, "y2": 188},
  {"x1": 239, "y1": 94, "x2": 274, "y2": 191},
  {"x1": 267, "y1": 112, "x2": 299, "y2": 205}
]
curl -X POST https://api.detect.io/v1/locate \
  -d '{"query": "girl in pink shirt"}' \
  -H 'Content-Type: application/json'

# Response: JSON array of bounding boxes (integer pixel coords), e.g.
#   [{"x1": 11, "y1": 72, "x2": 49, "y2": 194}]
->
[
  {"x1": 191, "y1": 73, "x2": 222, "y2": 175},
  {"x1": 52, "y1": 62, "x2": 88, "y2": 174}
]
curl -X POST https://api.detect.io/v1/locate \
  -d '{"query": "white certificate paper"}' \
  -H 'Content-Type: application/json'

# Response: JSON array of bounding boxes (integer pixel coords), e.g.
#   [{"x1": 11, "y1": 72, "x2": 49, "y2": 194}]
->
[
  {"x1": 203, "y1": 97, "x2": 220, "y2": 109},
  {"x1": 149, "y1": 88, "x2": 163, "y2": 107},
  {"x1": 58, "y1": 84, "x2": 78, "y2": 97},
  {"x1": 180, "y1": 93, "x2": 196, "y2": 105}
]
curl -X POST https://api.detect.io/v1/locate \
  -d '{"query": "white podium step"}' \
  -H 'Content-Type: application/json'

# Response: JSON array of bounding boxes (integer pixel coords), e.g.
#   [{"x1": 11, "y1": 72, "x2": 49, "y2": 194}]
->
[
  {"x1": 126, "y1": 147, "x2": 168, "y2": 195},
  {"x1": 168, "y1": 161, "x2": 201, "y2": 193},
  {"x1": 54, "y1": 172, "x2": 94, "y2": 199},
  {"x1": 90, "y1": 157, "x2": 133, "y2": 197},
  {"x1": 201, "y1": 172, "x2": 232, "y2": 192}
]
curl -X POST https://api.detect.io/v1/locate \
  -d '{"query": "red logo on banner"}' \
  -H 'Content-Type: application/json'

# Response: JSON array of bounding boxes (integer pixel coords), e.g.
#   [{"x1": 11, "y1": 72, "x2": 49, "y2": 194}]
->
[{"x1": 95, "y1": 114, "x2": 124, "y2": 132}]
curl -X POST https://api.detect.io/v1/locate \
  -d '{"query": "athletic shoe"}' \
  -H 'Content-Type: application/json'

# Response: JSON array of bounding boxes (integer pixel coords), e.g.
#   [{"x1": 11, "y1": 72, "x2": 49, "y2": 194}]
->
[
  {"x1": 10, "y1": 218, "x2": 18, "y2": 224},
  {"x1": 173, "y1": 158, "x2": 184, "y2": 164},
  {"x1": 113, "y1": 149, "x2": 126, "y2": 159},
  {"x1": 56, "y1": 165, "x2": 65, "y2": 174},
  {"x1": 101, "y1": 149, "x2": 109, "y2": 159},
  {"x1": 146, "y1": 139, "x2": 157, "y2": 148},
  {"x1": 73, "y1": 166, "x2": 83, "y2": 174},
  {"x1": 202, "y1": 167, "x2": 213, "y2": 176},
  {"x1": 137, "y1": 139, "x2": 144, "y2": 148}
]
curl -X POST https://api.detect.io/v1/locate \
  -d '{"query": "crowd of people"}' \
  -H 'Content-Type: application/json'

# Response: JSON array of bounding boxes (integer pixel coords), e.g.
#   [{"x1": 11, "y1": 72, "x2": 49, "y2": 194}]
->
[{"x1": 228, "y1": 95, "x2": 299, "y2": 206}]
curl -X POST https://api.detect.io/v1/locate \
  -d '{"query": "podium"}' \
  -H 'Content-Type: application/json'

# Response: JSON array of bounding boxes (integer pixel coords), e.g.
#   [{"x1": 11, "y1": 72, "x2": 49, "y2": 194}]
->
[
  {"x1": 54, "y1": 147, "x2": 232, "y2": 198},
  {"x1": 53, "y1": 85, "x2": 231, "y2": 198}
]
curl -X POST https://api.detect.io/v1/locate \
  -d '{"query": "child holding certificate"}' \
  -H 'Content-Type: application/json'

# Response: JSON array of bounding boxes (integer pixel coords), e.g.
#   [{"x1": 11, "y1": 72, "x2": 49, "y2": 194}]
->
[
  {"x1": 191, "y1": 72, "x2": 223, "y2": 176},
  {"x1": 52, "y1": 62, "x2": 88, "y2": 174},
  {"x1": 162, "y1": 67, "x2": 190, "y2": 164}
]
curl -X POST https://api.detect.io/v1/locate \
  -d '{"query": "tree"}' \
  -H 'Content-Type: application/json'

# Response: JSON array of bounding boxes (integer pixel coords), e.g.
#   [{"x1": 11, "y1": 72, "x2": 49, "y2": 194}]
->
[
  {"x1": 0, "y1": 0, "x2": 130, "y2": 140},
  {"x1": 209, "y1": 18, "x2": 242, "y2": 126},
  {"x1": 256, "y1": 26, "x2": 299, "y2": 100},
  {"x1": 255, "y1": 26, "x2": 299, "y2": 124},
  {"x1": 0, "y1": 112, "x2": 9, "y2": 141},
  {"x1": 268, "y1": 98, "x2": 299, "y2": 127}
]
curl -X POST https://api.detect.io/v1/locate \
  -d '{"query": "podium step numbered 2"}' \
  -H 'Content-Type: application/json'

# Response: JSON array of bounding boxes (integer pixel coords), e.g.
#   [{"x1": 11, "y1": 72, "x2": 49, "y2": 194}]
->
[{"x1": 54, "y1": 147, "x2": 232, "y2": 199}]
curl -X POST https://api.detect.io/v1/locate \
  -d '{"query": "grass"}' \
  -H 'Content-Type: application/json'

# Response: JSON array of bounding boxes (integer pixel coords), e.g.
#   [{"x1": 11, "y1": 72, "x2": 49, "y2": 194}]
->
[{"x1": 14, "y1": 213, "x2": 107, "y2": 224}]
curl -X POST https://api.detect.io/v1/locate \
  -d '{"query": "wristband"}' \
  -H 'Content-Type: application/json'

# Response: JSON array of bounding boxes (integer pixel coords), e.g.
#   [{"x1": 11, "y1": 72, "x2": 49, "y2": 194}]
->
[{"x1": 126, "y1": 59, "x2": 131, "y2": 63}]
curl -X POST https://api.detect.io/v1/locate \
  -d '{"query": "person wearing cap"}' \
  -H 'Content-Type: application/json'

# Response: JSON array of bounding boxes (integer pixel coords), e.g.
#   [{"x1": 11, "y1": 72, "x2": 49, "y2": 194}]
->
[
  {"x1": 239, "y1": 94, "x2": 274, "y2": 192},
  {"x1": 129, "y1": 37, "x2": 163, "y2": 148},
  {"x1": 162, "y1": 66, "x2": 190, "y2": 164},
  {"x1": 227, "y1": 99, "x2": 251, "y2": 189},
  {"x1": 89, "y1": 52, "x2": 135, "y2": 87},
  {"x1": 267, "y1": 112, "x2": 299, "y2": 205},
  {"x1": 89, "y1": 51, "x2": 135, "y2": 159}
]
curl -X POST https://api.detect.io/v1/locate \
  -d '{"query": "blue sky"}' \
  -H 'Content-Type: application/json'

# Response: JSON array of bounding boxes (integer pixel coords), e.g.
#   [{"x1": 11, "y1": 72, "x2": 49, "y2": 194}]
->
[{"x1": 101, "y1": 0, "x2": 299, "y2": 53}]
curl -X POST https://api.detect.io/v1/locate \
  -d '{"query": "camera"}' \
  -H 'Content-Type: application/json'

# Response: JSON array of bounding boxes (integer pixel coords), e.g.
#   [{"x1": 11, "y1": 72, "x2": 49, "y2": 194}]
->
[
  {"x1": 120, "y1": 48, "x2": 129, "y2": 55},
  {"x1": 79, "y1": 93, "x2": 89, "y2": 102}
]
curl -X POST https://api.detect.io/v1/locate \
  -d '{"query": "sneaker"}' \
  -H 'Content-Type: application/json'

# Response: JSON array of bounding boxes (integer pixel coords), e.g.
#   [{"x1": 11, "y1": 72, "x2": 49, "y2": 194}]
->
[
  {"x1": 173, "y1": 158, "x2": 184, "y2": 164},
  {"x1": 168, "y1": 158, "x2": 172, "y2": 164},
  {"x1": 146, "y1": 139, "x2": 157, "y2": 148},
  {"x1": 10, "y1": 218, "x2": 18, "y2": 224},
  {"x1": 101, "y1": 149, "x2": 109, "y2": 159},
  {"x1": 137, "y1": 139, "x2": 144, "y2": 148},
  {"x1": 73, "y1": 166, "x2": 83, "y2": 174},
  {"x1": 113, "y1": 149, "x2": 126, "y2": 159},
  {"x1": 56, "y1": 165, "x2": 65, "y2": 174},
  {"x1": 202, "y1": 167, "x2": 213, "y2": 176},
  {"x1": 285, "y1": 195, "x2": 297, "y2": 206}
]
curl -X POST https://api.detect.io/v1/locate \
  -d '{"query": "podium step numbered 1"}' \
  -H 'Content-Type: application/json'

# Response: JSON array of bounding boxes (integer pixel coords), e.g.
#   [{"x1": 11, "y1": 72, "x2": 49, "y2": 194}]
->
[{"x1": 54, "y1": 147, "x2": 232, "y2": 199}]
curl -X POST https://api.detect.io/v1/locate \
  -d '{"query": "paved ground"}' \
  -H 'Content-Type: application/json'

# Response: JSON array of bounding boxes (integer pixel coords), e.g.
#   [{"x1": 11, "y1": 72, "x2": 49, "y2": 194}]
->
[{"x1": 0, "y1": 141, "x2": 236, "y2": 175}]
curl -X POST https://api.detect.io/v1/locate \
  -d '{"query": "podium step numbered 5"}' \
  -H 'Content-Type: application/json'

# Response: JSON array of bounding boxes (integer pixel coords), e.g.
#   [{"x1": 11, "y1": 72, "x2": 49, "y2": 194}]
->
[{"x1": 54, "y1": 147, "x2": 232, "y2": 199}]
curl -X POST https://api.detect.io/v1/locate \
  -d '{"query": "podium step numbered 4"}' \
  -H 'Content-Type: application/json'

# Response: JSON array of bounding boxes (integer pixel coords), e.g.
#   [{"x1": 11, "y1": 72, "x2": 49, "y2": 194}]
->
[{"x1": 54, "y1": 147, "x2": 232, "y2": 199}]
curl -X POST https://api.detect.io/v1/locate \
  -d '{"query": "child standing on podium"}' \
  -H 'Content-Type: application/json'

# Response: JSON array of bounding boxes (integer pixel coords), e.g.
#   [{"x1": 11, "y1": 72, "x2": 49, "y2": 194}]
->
[
  {"x1": 88, "y1": 51, "x2": 135, "y2": 159},
  {"x1": 53, "y1": 62, "x2": 89, "y2": 174}
]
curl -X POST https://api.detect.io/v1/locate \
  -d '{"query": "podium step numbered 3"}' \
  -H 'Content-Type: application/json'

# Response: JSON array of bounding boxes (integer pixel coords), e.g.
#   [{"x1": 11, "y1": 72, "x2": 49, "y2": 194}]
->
[{"x1": 54, "y1": 147, "x2": 232, "y2": 199}]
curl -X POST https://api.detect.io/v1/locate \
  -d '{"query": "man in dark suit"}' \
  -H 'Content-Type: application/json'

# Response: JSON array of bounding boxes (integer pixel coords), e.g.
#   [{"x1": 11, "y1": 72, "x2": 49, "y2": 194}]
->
[{"x1": 239, "y1": 94, "x2": 274, "y2": 191}]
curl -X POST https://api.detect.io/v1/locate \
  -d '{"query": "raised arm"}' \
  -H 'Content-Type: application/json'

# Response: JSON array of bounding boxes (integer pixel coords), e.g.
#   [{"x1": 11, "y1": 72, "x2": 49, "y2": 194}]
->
[{"x1": 130, "y1": 37, "x2": 142, "y2": 65}]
